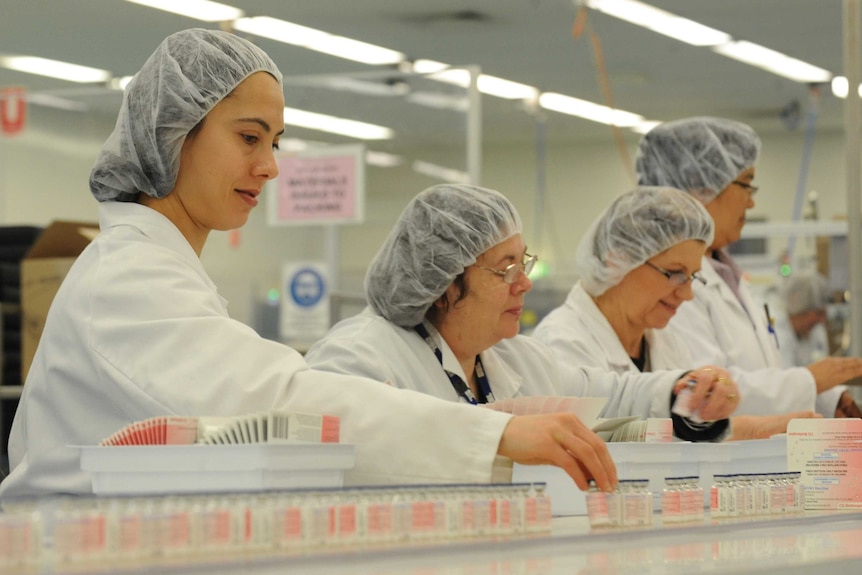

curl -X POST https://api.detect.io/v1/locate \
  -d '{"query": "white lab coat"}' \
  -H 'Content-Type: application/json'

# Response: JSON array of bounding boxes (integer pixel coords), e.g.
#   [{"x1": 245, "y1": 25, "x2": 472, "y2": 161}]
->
[
  {"x1": 304, "y1": 307, "x2": 685, "y2": 420},
  {"x1": 532, "y1": 281, "x2": 690, "y2": 379},
  {"x1": 1, "y1": 202, "x2": 514, "y2": 499},
  {"x1": 664, "y1": 255, "x2": 842, "y2": 417}
]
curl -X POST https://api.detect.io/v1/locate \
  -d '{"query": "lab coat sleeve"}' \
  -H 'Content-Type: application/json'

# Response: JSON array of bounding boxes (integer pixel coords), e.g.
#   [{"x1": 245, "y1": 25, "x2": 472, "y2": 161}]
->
[
  {"x1": 2, "y1": 231, "x2": 514, "y2": 499},
  {"x1": 555, "y1": 362, "x2": 681, "y2": 420},
  {"x1": 286, "y1": 370, "x2": 513, "y2": 485},
  {"x1": 93, "y1": 253, "x2": 513, "y2": 486},
  {"x1": 533, "y1": 305, "x2": 681, "y2": 419},
  {"x1": 668, "y1": 292, "x2": 818, "y2": 416}
]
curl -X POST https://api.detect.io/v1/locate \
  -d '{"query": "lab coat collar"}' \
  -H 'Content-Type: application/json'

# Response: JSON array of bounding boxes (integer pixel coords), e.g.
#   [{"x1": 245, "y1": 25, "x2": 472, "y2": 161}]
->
[
  {"x1": 418, "y1": 321, "x2": 523, "y2": 401},
  {"x1": 99, "y1": 202, "x2": 226, "y2": 307},
  {"x1": 566, "y1": 282, "x2": 636, "y2": 371},
  {"x1": 697, "y1": 255, "x2": 747, "y2": 314}
]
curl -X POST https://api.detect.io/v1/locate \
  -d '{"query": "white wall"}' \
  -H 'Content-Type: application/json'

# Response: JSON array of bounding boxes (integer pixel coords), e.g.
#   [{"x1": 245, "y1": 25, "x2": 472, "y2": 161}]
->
[{"x1": 0, "y1": 108, "x2": 853, "y2": 327}]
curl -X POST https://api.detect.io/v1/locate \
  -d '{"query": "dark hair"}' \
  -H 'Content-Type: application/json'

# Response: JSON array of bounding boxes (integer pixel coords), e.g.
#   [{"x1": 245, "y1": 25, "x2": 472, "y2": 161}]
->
[{"x1": 425, "y1": 273, "x2": 470, "y2": 326}]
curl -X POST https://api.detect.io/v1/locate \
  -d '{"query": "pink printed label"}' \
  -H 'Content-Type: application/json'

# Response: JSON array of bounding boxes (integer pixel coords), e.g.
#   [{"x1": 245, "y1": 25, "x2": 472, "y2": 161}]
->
[
  {"x1": 499, "y1": 500, "x2": 511, "y2": 528},
  {"x1": 367, "y1": 504, "x2": 392, "y2": 534},
  {"x1": 788, "y1": 419, "x2": 862, "y2": 510},
  {"x1": 282, "y1": 508, "x2": 302, "y2": 539},
  {"x1": 338, "y1": 505, "x2": 356, "y2": 536}
]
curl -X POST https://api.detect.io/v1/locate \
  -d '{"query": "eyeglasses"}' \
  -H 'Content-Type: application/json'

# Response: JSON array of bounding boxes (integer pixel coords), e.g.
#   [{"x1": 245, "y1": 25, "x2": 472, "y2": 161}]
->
[
  {"x1": 644, "y1": 260, "x2": 706, "y2": 287},
  {"x1": 732, "y1": 180, "x2": 759, "y2": 195},
  {"x1": 475, "y1": 253, "x2": 537, "y2": 284}
]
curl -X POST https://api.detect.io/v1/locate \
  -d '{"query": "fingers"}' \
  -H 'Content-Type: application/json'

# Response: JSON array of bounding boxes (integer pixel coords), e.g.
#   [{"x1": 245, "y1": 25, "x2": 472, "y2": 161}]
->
[
  {"x1": 549, "y1": 444, "x2": 590, "y2": 491},
  {"x1": 700, "y1": 375, "x2": 739, "y2": 420},
  {"x1": 674, "y1": 366, "x2": 740, "y2": 421},
  {"x1": 497, "y1": 414, "x2": 618, "y2": 492},
  {"x1": 552, "y1": 416, "x2": 617, "y2": 492},
  {"x1": 680, "y1": 367, "x2": 717, "y2": 407}
]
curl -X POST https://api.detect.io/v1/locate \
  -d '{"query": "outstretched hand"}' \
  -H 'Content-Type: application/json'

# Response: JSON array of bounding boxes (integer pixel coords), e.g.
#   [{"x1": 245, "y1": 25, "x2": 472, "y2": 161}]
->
[
  {"x1": 729, "y1": 411, "x2": 821, "y2": 441},
  {"x1": 496, "y1": 413, "x2": 617, "y2": 492},
  {"x1": 808, "y1": 357, "x2": 862, "y2": 394}
]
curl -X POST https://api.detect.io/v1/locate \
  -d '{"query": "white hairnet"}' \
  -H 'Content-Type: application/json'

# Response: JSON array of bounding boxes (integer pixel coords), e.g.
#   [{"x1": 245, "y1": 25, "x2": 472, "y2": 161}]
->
[
  {"x1": 366, "y1": 184, "x2": 522, "y2": 327},
  {"x1": 635, "y1": 117, "x2": 761, "y2": 204},
  {"x1": 90, "y1": 28, "x2": 283, "y2": 202},
  {"x1": 784, "y1": 272, "x2": 831, "y2": 315},
  {"x1": 576, "y1": 186, "x2": 714, "y2": 297}
]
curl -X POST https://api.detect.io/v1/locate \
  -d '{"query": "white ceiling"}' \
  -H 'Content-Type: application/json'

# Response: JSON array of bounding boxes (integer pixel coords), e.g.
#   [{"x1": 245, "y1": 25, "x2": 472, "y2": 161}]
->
[{"x1": 0, "y1": 0, "x2": 851, "y2": 150}]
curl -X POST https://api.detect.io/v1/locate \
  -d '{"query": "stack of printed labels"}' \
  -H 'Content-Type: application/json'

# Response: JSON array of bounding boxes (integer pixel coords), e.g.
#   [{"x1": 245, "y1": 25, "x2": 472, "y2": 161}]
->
[{"x1": 81, "y1": 411, "x2": 353, "y2": 496}]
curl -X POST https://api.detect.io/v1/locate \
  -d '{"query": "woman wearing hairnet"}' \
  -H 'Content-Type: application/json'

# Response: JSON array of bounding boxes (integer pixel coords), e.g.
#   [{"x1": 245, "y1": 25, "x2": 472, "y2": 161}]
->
[
  {"x1": 1, "y1": 29, "x2": 619, "y2": 498},
  {"x1": 636, "y1": 117, "x2": 862, "y2": 418},
  {"x1": 305, "y1": 184, "x2": 738, "y2": 442},
  {"x1": 533, "y1": 187, "x2": 818, "y2": 438}
]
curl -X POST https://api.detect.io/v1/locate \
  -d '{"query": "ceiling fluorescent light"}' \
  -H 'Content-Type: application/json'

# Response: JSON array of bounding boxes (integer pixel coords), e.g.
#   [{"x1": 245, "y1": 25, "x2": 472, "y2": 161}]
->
[
  {"x1": 585, "y1": 0, "x2": 730, "y2": 47},
  {"x1": 108, "y1": 76, "x2": 135, "y2": 91},
  {"x1": 831, "y1": 76, "x2": 862, "y2": 98},
  {"x1": 477, "y1": 76, "x2": 539, "y2": 100},
  {"x1": 412, "y1": 59, "x2": 449, "y2": 74},
  {"x1": 124, "y1": 0, "x2": 244, "y2": 21},
  {"x1": 0, "y1": 55, "x2": 111, "y2": 83},
  {"x1": 318, "y1": 77, "x2": 409, "y2": 97},
  {"x1": 425, "y1": 67, "x2": 538, "y2": 100},
  {"x1": 630, "y1": 120, "x2": 661, "y2": 134},
  {"x1": 283, "y1": 107, "x2": 394, "y2": 140},
  {"x1": 412, "y1": 161, "x2": 470, "y2": 184},
  {"x1": 428, "y1": 68, "x2": 471, "y2": 87},
  {"x1": 832, "y1": 76, "x2": 849, "y2": 98},
  {"x1": 406, "y1": 91, "x2": 469, "y2": 112},
  {"x1": 306, "y1": 36, "x2": 405, "y2": 66},
  {"x1": 713, "y1": 41, "x2": 832, "y2": 83},
  {"x1": 234, "y1": 16, "x2": 330, "y2": 45},
  {"x1": 538, "y1": 92, "x2": 643, "y2": 127},
  {"x1": 365, "y1": 151, "x2": 403, "y2": 167},
  {"x1": 235, "y1": 17, "x2": 403, "y2": 65}
]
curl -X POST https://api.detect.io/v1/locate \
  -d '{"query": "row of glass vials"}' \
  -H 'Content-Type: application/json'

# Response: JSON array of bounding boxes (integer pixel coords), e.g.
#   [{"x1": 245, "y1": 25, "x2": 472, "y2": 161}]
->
[
  {"x1": 710, "y1": 472, "x2": 804, "y2": 518},
  {"x1": 587, "y1": 472, "x2": 805, "y2": 528},
  {"x1": 0, "y1": 483, "x2": 552, "y2": 571}
]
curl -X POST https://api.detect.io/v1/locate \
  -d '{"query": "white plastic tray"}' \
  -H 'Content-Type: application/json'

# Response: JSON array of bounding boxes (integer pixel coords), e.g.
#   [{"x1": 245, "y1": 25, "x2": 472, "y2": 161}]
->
[
  {"x1": 78, "y1": 443, "x2": 356, "y2": 496},
  {"x1": 513, "y1": 437, "x2": 788, "y2": 516}
]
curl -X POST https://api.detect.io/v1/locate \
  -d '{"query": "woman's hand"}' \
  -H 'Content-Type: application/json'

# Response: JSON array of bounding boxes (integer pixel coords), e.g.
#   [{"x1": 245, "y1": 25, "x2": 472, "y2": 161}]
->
[
  {"x1": 807, "y1": 357, "x2": 862, "y2": 393},
  {"x1": 729, "y1": 411, "x2": 820, "y2": 441},
  {"x1": 497, "y1": 413, "x2": 618, "y2": 492},
  {"x1": 672, "y1": 365, "x2": 740, "y2": 422}
]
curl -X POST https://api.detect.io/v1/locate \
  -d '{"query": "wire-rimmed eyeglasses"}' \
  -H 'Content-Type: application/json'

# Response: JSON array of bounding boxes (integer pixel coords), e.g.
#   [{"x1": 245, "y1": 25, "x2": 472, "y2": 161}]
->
[
  {"x1": 644, "y1": 260, "x2": 706, "y2": 287},
  {"x1": 732, "y1": 180, "x2": 759, "y2": 195},
  {"x1": 475, "y1": 253, "x2": 537, "y2": 284}
]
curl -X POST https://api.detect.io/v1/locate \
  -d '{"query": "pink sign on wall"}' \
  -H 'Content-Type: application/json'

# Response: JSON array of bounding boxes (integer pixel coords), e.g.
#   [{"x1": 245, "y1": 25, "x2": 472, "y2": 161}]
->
[{"x1": 268, "y1": 145, "x2": 365, "y2": 226}]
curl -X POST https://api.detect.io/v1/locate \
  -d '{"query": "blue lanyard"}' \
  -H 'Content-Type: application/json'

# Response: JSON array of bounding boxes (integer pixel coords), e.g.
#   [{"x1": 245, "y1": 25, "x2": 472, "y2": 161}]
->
[{"x1": 414, "y1": 324, "x2": 495, "y2": 405}]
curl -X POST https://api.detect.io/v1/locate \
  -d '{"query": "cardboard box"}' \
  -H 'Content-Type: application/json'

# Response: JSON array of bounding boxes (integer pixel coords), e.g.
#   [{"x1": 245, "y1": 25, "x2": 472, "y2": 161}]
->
[{"x1": 21, "y1": 221, "x2": 99, "y2": 384}]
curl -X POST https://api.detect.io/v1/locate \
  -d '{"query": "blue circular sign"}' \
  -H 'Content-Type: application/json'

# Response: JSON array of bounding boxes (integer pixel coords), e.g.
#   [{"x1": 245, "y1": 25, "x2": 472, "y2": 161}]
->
[{"x1": 289, "y1": 268, "x2": 326, "y2": 307}]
